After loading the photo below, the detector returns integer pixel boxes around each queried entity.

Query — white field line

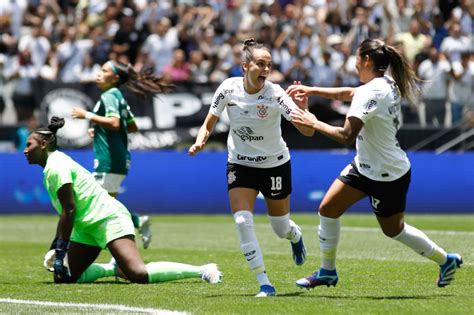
[0,298,189,315]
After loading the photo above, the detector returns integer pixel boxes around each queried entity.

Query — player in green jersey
[72,60,167,249]
[25,117,222,284]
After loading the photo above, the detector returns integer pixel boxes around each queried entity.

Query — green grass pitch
[0,214,472,314]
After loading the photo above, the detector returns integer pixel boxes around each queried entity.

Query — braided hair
[33,116,65,151]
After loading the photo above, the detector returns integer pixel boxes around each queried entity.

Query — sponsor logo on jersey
[366,99,377,110]
[212,92,225,108]
[237,154,267,163]
[359,162,371,170]
[232,127,264,142]
[276,96,292,115]
[227,103,237,107]
[258,95,272,101]
[256,104,268,119]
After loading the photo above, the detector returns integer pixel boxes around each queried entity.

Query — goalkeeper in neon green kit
[25,116,222,284]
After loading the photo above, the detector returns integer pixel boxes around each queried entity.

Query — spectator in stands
[417,47,451,126]
[189,49,211,84]
[3,48,38,122]
[440,22,470,63]
[287,38,463,291]
[56,26,92,83]
[137,17,179,75]
[189,38,313,297]
[71,60,167,249]
[25,116,222,285]
[111,8,144,65]
[447,51,474,125]
[395,19,431,67]
[163,48,190,82]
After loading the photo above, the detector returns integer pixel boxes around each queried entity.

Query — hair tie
[106,60,118,75]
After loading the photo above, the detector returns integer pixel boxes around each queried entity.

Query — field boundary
[0,298,188,314]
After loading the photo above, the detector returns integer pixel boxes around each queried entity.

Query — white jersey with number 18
[209,77,299,168]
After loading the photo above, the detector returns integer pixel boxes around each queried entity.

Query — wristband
[85,112,95,120]
[49,237,58,250]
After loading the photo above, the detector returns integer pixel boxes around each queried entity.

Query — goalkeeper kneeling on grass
[25,116,222,284]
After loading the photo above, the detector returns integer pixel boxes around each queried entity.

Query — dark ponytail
[111,62,171,98]
[34,116,65,151]
[358,39,421,105]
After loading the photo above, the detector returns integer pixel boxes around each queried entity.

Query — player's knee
[125,267,148,284]
[234,211,253,230]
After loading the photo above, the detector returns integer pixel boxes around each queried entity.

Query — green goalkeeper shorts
[71,209,136,249]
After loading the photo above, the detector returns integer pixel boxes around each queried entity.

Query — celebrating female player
[189,39,314,297]
[287,38,462,289]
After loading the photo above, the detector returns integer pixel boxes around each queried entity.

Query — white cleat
[200,263,223,283]
[138,215,152,249]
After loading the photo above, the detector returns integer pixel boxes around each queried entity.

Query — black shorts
[337,162,411,217]
[226,161,292,200]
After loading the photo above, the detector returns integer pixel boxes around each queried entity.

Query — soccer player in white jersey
[189,39,314,297]
[287,38,462,289]
[25,117,222,285]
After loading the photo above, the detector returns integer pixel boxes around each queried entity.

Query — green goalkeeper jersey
[43,151,130,230]
[92,87,135,174]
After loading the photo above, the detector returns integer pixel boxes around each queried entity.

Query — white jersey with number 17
[347,75,411,181]
[209,77,299,168]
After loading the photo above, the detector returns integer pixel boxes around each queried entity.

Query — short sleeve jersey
[92,87,135,174]
[209,77,299,168]
[43,151,129,230]
[347,76,411,181]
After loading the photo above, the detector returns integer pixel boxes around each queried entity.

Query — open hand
[71,107,87,119]
[188,142,205,156]
[290,107,318,129]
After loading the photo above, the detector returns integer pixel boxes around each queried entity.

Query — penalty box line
[0,298,189,315]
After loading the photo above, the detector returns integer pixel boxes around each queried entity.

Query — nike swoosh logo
[270,192,281,196]
[228,103,237,106]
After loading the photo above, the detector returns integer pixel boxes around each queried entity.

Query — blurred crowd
[0,0,472,128]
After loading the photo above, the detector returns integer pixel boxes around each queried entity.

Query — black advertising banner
[33,79,226,150]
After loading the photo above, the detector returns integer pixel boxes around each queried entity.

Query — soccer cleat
[291,230,306,266]
[255,285,276,297]
[138,215,152,249]
[295,268,338,289]
[200,263,222,283]
[437,253,463,287]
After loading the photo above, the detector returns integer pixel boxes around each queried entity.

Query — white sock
[392,223,447,265]
[234,211,271,286]
[318,213,340,270]
[269,214,301,243]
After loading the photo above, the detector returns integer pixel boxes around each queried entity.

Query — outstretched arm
[286,85,356,103]
[188,113,219,156]
[291,108,363,145]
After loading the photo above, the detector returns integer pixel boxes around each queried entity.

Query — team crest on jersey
[228,171,236,184]
[256,105,268,119]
